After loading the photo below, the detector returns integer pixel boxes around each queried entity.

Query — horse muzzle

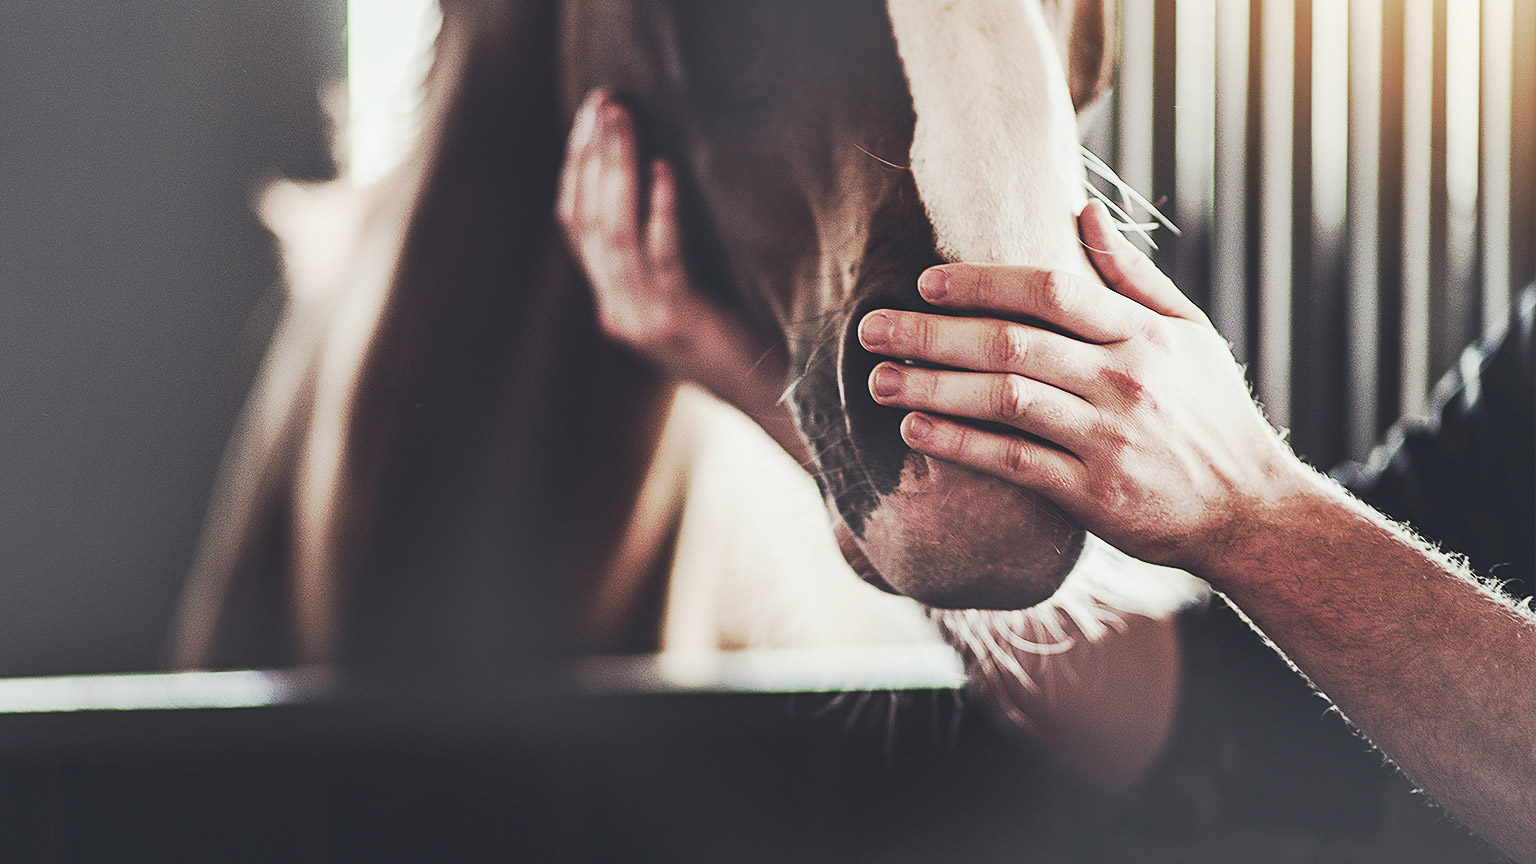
[808,294,1085,611]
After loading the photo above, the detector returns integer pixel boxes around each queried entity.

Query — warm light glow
[1445,0,1482,347]
[1211,0,1250,359]
[1312,0,1349,245]
[1482,0,1515,336]
[1174,0,1215,235]
[1400,0,1433,419]
[1345,0,1384,461]
[348,0,442,186]
[1257,0,1294,427]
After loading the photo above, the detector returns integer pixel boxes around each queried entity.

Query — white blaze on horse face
[887,0,1093,276]
[874,0,1208,626]
[816,0,1095,612]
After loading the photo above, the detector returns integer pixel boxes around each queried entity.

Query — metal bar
[1174,0,1217,308]
[1480,0,1515,336]
[1213,0,1252,360]
[1294,0,1350,464]
[1400,0,1434,419]
[1346,0,1385,459]
[1116,0,1158,205]
[1442,0,1481,367]
[1311,1,1349,254]
[1512,0,1536,292]
[1258,0,1296,427]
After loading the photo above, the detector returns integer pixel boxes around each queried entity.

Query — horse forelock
[886,0,1093,277]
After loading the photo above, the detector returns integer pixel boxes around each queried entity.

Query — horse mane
[171,0,681,672]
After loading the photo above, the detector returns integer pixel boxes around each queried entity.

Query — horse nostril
[840,298,911,428]
[843,318,886,407]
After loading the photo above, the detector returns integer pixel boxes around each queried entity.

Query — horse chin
[817,296,1085,611]
[847,451,1084,610]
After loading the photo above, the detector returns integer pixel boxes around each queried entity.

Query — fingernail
[918,268,948,301]
[872,364,902,398]
[904,413,932,441]
[860,312,893,347]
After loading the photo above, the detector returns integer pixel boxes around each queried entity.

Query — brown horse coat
[172,0,1122,672]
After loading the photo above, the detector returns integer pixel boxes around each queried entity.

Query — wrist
[1188,453,1337,592]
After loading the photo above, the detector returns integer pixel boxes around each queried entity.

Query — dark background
[0,1,344,675]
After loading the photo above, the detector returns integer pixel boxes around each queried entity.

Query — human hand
[557,90,804,460]
[856,200,1311,574]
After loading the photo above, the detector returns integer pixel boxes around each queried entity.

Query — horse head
[557,0,1117,609]
[175,0,1119,669]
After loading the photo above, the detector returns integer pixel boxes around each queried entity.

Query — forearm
[846,210,1535,852]
[1205,468,1536,862]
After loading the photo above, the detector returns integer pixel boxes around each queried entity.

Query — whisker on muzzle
[929,538,1207,729]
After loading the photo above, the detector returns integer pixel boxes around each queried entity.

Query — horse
[170,0,1179,674]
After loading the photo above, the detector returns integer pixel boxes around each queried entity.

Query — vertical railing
[1399,0,1434,419]
[1346,0,1385,460]
[1099,0,1533,467]
[1481,0,1515,338]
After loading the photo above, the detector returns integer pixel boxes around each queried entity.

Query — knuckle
[1037,270,1077,313]
[1138,316,1172,348]
[1002,437,1033,476]
[990,323,1029,369]
[1090,478,1125,512]
[1096,417,1134,452]
[909,314,938,356]
[1126,255,1162,286]
[994,374,1030,421]
[1098,363,1147,405]
[602,217,638,250]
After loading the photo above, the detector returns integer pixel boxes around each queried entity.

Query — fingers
[558,92,659,343]
[858,309,1104,399]
[557,89,605,234]
[900,412,1087,501]
[589,102,643,254]
[553,91,796,431]
[868,362,1096,452]
[1077,200,1208,324]
[561,93,686,299]
[645,159,689,293]
[915,262,1146,344]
